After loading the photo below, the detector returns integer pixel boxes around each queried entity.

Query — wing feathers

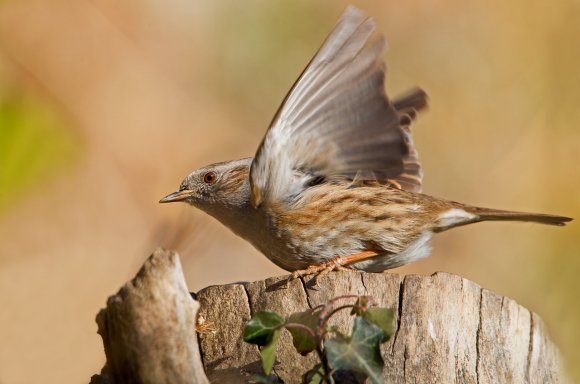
[392,87,428,114]
[284,8,370,116]
[250,6,426,208]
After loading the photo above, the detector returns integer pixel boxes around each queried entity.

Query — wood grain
[92,249,567,383]
[91,249,208,384]
[198,270,566,383]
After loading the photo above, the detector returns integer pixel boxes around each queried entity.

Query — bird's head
[160,158,252,210]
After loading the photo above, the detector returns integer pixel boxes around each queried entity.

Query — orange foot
[290,250,380,286]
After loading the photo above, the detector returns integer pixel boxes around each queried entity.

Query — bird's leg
[291,250,380,285]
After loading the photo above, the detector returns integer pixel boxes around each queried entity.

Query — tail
[470,207,572,226]
[434,205,572,232]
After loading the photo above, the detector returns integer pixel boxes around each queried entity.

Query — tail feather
[434,206,572,232]
[469,207,572,226]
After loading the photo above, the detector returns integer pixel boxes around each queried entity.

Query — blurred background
[0,0,578,382]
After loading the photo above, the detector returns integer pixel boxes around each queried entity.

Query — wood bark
[92,249,567,383]
[90,249,208,384]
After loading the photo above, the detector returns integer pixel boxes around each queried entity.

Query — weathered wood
[198,271,567,384]
[92,249,566,383]
[91,249,209,384]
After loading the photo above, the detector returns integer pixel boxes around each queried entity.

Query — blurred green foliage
[0,92,80,212]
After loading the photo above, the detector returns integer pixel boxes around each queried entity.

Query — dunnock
[160,6,571,276]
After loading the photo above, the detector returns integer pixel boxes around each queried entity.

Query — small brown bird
[160,6,571,276]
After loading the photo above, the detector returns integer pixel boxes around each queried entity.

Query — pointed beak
[159,189,194,203]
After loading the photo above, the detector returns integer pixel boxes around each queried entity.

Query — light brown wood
[90,249,209,384]
[92,249,567,383]
[198,271,568,383]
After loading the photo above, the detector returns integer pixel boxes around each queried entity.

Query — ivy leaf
[249,373,279,383]
[260,329,281,375]
[286,309,320,355]
[325,317,384,384]
[350,296,371,316]
[243,311,285,346]
[362,307,394,342]
[302,363,325,384]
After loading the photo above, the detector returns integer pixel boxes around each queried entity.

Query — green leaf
[325,317,384,384]
[260,329,281,375]
[249,373,279,383]
[350,296,371,316]
[362,307,394,342]
[286,309,320,355]
[243,311,285,346]
[302,364,325,384]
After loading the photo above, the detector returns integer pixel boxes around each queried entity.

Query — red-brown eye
[203,171,217,184]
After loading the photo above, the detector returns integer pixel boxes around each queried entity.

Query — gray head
[160,158,253,211]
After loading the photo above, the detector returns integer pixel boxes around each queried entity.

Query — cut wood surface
[92,249,567,383]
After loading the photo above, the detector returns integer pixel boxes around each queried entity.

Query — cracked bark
[475,288,483,383]
[91,249,567,384]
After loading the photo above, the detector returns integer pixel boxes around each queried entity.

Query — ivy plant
[243,295,394,383]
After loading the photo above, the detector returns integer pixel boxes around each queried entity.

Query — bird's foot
[287,250,380,286]
[292,259,352,282]
[285,260,351,289]
[288,250,380,288]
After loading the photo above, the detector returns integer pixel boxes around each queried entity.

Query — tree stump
[91,249,567,383]
[90,249,208,384]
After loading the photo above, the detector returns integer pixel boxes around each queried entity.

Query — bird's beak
[159,190,194,203]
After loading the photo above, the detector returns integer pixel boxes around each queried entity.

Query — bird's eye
[203,171,217,184]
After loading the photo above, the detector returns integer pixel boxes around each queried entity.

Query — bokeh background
[0,1,578,382]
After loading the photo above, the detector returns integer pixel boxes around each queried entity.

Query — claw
[288,250,380,287]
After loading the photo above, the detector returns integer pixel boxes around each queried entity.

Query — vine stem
[314,295,372,383]
[318,295,360,322]
[319,304,366,332]
[316,334,332,383]
[284,323,316,339]
[291,295,376,383]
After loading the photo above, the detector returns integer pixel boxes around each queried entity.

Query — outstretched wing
[249,6,426,208]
